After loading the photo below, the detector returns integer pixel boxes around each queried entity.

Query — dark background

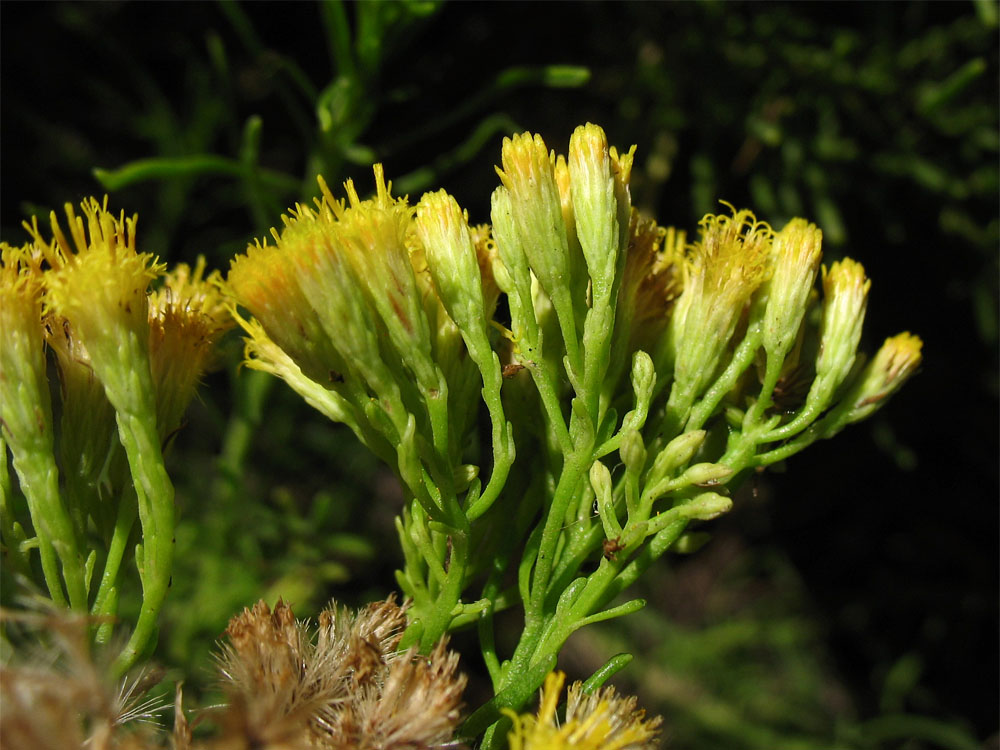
[2,2,996,747]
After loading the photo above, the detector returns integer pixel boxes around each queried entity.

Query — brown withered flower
[212,596,466,750]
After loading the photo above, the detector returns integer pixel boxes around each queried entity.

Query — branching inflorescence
[0,122,921,749]
[223,123,922,746]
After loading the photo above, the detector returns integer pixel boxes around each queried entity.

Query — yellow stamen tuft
[667,204,773,410]
[505,671,661,750]
[37,197,162,348]
[0,242,52,447]
[693,203,772,313]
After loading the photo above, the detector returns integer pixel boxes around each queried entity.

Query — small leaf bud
[679,462,734,488]
[682,492,733,521]
[630,350,656,410]
[648,430,707,483]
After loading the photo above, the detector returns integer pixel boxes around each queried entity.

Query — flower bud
[489,186,532,315]
[844,332,923,423]
[589,460,621,539]
[682,491,733,521]
[414,191,489,348]
[569,123,620,297]
[496,132,572,304]
[807,258,870,411]
[648,430,707,484]
[496,133,583,370]
[646,491,733,536]
[763,218,823,359]
[630,350,656,409]
[679,462,734,487]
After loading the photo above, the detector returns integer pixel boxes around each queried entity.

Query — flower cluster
[1,198,232,673]
[225,123,921,741]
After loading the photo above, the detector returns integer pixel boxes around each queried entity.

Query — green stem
[526,357,572,455]
[466,349,514,522]
[90,489,138,642]
[93,155,300,194]
[6,437,87,610]
[110,407,175,678]
[686,325,763,432]
[0,437,32,577]
[418,487,471,649]
[526,451,588,628]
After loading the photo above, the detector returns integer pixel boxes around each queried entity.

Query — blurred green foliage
[1,0,995,746]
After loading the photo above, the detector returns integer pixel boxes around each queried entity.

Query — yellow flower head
[25,198,164,426]
[228,226,349,387]
[0,243,53,452]
[623,217,685,334]
[689,204,772,320]
[763,218,823,359]
[506,672,661,750]
[414,189,487,341]
[568,123,633,297]
[36,198,163,353]
[149,257,234,438]
[668,204,772,399]
[326,167,439,390]
[814,257,870,395]
[496,132,574,309]
[1,242,46,342]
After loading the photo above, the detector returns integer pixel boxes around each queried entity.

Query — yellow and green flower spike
[31,198,175,676]
[0,243,87,610]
